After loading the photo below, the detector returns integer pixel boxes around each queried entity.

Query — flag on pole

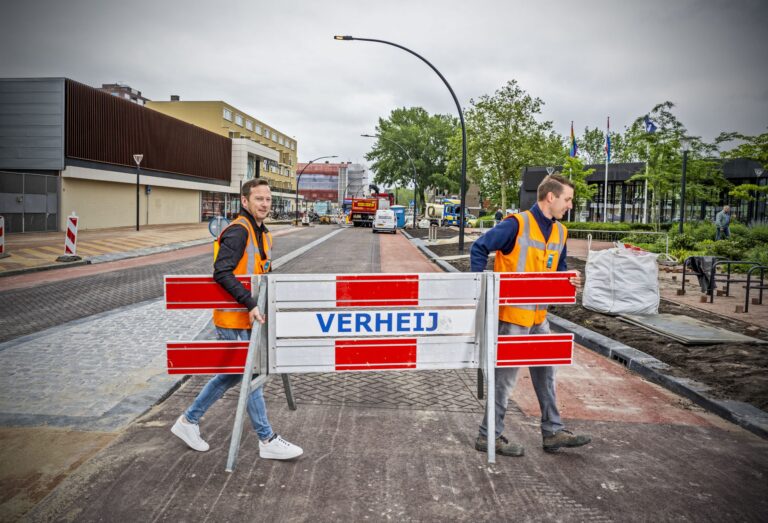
[644,115,658,134]
[604,116,611,163]
[569,121,579,157]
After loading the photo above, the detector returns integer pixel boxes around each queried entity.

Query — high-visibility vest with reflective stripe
[494,210,567,327]
[212,216,272,330]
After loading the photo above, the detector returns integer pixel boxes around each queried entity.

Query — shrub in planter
[746,244,768,267]
[747,224,768,248]
[669,232,697,250]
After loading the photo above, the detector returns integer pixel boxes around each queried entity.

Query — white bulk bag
[582,240,659,315]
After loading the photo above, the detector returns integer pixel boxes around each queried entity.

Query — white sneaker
[171,415,210,452]
[259,434,303,460]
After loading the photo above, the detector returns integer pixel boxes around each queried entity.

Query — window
[272,131,277,141]
[264,129,271,140]
[290,142,295,150]
[223,108,233,121]
[235,114,243,127]
[278,136,284,146]
[245,119,253,131]
[256,124,262,134]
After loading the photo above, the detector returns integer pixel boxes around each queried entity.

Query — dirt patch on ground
[421,233,768,411]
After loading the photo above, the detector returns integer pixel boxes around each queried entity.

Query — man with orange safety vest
[171,179,303,460]
[470,173,591,457]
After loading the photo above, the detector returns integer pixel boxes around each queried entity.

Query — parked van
[372,209,397,234]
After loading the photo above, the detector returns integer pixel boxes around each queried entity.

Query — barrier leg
[476,369,484,400]
[484,272,496,464]
[226,279,267,473]
[282,374,297,411]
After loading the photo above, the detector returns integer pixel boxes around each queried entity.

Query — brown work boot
[475,434,524,457]
[542,429,591,452]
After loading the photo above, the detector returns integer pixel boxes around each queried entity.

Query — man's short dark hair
[242,178,270,198]
[537,173,574,201]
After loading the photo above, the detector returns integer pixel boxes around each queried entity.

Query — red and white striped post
[0,215,8,259]
[56,212,82,262]
[64,212,78,255]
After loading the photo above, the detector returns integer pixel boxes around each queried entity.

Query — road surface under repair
[2,226,767,522]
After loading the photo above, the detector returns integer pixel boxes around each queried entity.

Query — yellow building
[146,99,298,214]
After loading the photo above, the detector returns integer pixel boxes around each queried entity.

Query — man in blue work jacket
[471,173,592,457]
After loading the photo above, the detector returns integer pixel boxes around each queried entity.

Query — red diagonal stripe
[335,338,417,371]
[336,275,418,307]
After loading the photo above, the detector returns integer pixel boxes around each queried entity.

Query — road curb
[406,232,768,440]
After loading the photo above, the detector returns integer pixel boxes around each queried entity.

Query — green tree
[623,102,726,227]
[577,127,605,165]
[717,129,768,205]
[560,155,596,218]
[447,80,564,211]
[365,107,458,213]
[717,129,768,168]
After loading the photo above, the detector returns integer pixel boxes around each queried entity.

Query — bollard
[0,215,8,259]
[676,289,685,296]
[56,212,82,262]
[699,295,708,303]
[735,305,745,313]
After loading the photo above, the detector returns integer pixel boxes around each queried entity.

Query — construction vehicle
[350,184,395,227]
[426,198,465,227]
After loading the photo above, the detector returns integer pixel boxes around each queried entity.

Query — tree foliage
[560,156,597,214]
[447,80,564,210]
[364,107,457,213]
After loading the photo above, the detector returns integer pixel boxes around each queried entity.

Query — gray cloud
[1,0,766,164]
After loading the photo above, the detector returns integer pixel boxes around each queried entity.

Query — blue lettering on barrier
[355,313,372,333]
[317,313,334,333]
[426,312,438,332]
[338,313,352,332]
[315,311,444,334]
[375,313,393,331]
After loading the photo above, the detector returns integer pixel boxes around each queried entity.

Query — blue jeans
[183,328,273,441]
[715,226,730,241]
[479,319,564,439]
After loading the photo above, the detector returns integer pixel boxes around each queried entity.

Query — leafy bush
[746,224,768,248]
[746,244,768,267]
[704,239,749,261]
[684,222,717,242]
[669,232,697,250]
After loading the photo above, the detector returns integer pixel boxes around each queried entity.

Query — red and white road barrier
[0,215,7,257]
[163,270,578,469]
[64,212,78,255]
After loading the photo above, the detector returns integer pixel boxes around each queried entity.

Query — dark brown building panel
[65,80,230,181]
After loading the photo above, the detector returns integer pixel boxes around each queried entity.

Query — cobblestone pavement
[0,226,339,429]
[0,301,208,431]
[0,225,333,343]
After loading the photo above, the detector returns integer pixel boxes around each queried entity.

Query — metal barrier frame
[165,271,578,471]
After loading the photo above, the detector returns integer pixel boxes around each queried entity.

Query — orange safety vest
[212,215,272,330]
[494,210,567,327]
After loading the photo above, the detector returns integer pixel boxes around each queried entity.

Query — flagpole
[603,116,609,223]
[643,143,649,224]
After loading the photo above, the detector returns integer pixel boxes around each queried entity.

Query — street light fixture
[295,155,338,226]
[133,154,143,231]
[361,133,418,228]
[335,35,468,251]
[679,139,690,234]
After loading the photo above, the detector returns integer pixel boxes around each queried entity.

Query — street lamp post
[361,133,418,228]
[133,154,143,231]
[679,139,690,235]
[295,155,338,226]
[335,35,468,251]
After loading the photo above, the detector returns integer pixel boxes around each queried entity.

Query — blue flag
[644,115,657,134]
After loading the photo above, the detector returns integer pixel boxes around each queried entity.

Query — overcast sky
[2,0,766,167]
